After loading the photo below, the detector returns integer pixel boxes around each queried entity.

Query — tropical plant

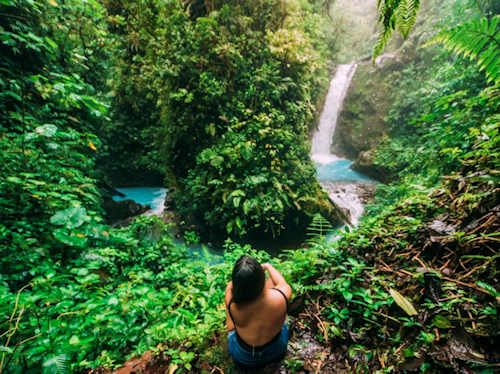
[105,0,340,239]
[373,0,421,57]
[428,15,500,84]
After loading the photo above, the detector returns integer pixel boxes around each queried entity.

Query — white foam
[310,63,373,224]
[311,153,340,165]
[311,63,358,160]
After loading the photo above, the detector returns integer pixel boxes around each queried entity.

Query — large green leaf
[53,228,87,247]
[50,205,88,229]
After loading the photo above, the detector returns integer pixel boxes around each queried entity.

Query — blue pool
[113,187,167,215]
[315,158,373,182]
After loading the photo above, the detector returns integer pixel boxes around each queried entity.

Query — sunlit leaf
[50,205,88,229]
[35,124,57,137]
[389,288,417,316]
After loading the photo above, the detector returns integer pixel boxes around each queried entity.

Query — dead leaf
[389,288,417,316]
[168,363,178,374]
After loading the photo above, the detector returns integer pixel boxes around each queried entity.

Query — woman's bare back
[227,285,287,346]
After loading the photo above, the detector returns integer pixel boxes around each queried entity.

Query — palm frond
[427,15,500,83]
[396,0,420,38]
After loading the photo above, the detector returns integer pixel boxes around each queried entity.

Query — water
[112,187,223,262]
[316,159,372,182]
[113,187,167,216]
[311,63,358,163]
[311,62,376,225]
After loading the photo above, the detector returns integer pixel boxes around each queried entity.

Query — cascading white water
[311,63,358,165]
[311,62,374,226]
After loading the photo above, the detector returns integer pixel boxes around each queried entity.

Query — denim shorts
[228,323,288,368]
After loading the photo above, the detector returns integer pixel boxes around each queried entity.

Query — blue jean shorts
[228,323,289,368]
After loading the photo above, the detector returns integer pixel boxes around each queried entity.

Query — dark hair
[231,255,265,303]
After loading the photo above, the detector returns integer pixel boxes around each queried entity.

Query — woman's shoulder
[264,288,288,311]
[225,281,233,305]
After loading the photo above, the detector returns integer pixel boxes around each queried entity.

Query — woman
[225,255,292,368]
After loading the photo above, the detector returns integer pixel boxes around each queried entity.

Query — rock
[351,150,391,182]
[331,50,410,161]
[103,197,150,222]
[429,219,456,235]
[320,181,377,225]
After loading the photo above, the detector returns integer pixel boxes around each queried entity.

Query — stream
[311,62,376,226]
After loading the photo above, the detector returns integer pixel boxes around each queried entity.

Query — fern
[42,354,69,374]
[306,214,333,244]
[427,16,500,84]
[374,0,421,58]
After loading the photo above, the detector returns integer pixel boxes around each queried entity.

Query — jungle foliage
[104,0,340,240]
[0,0,338,371]
[368,0,500,213]
[0,0,499,372]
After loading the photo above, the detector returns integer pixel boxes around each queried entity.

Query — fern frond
[306,214,333,244]
[427,15,500,83]
[373,0,421,58]
[396,0,420,38]
[43,354,69,374]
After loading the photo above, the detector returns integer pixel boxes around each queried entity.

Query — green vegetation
[1,0,499,373]
[101,0,341,239]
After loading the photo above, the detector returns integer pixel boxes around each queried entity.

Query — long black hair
[231,255,265,303]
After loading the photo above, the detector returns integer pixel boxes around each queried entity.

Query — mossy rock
[333,54,406,159]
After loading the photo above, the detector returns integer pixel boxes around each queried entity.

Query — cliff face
[332,54,405,159]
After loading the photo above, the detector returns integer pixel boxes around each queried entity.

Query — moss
[333,58,402,158]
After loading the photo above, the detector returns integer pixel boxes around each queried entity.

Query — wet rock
[331,53,404,159]
[429,219,456,235]
[320,181,377,225]
[351,150,391,183]
[103,197,150,222]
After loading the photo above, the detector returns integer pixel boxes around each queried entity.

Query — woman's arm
[224,281,235,331]
[262,263,292,300]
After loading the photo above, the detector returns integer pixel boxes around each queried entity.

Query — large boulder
[332,54,405,159]
[103,197,150,222]
[351,150,392,183]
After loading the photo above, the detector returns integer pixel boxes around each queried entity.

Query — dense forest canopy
[1,0,499,372]
[101,0,344,241]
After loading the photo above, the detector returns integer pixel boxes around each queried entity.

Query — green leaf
[210,155,224,167]
[35,124,57,137]
[50,205,88,229]
[432,314,453,329]
[44,37,58,51]
[389,288,418,316]
[427,15,500,84]
[477,281,500,297]
[53,229,87,247]
[0,345,13,354]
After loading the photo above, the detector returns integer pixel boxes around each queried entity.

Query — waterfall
[311,62,375,226]
[311,63,358,164]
